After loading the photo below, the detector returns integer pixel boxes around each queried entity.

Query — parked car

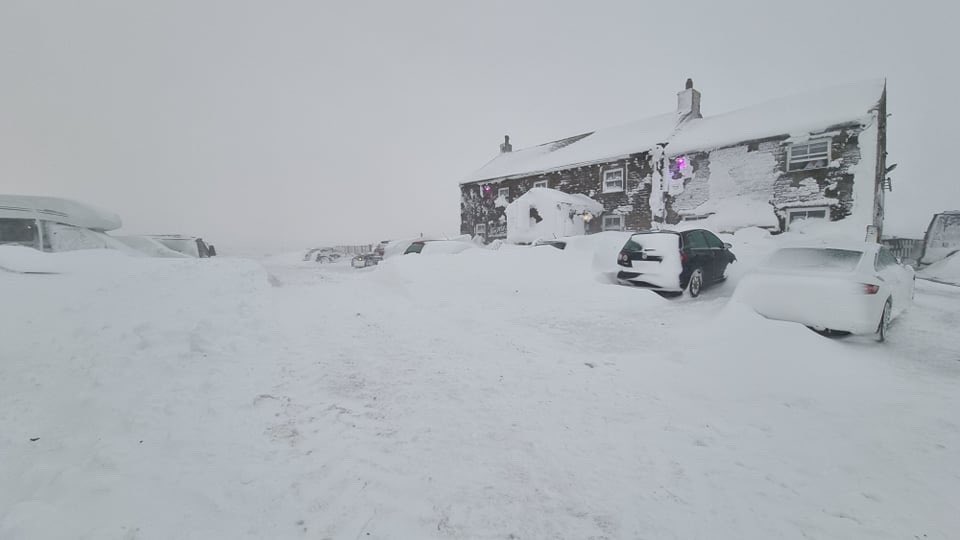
[919,210,960,266]
[403,239,475,255]
[734,243,915,341]
[148,235,217,258]
[373,240,390,257]
[351,253,382,268]
[303,247,341,263]
[616,229,736,297]
[115,236,191,258]
[0,194,128,253]
[533,239,567,250]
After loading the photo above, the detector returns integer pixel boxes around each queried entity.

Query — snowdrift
[919,252,960,285]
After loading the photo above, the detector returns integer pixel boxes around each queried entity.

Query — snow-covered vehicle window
[43,222,130,252]
[157,238,201,258]
[0,218,39,248]
[766,248,863,272]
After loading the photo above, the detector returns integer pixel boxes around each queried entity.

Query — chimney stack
[500,135,513,153]
[677,78,702,120]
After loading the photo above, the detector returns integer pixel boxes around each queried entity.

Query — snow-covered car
[616,229,736,297]
[114,236,191,258]
[533,239,567,250]
[148,235,217,258]
[403,240,475,255]
[734,243,915,341]
[351,253,382,268]
[0,194,131,253]
[303,247,341,263]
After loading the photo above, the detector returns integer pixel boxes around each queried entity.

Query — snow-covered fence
[881,237,923,263]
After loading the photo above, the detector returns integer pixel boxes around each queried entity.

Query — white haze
[1,0,958,253]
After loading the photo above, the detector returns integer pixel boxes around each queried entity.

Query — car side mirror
[723,242,733,249]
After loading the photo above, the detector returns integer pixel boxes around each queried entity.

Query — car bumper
[735,275,885,334]
[617,270,682,292]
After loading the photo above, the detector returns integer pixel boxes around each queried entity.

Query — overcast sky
[2,0,958,252]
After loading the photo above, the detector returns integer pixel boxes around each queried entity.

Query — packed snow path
[1,246,959,539]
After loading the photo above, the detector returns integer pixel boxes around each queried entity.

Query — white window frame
[532,180,548,188]
[602,214,624,231]
[497,187,510,199]
[602,168,625,193]
[474,223,486,236]
[785,206,829,230]
[787,139,831,172]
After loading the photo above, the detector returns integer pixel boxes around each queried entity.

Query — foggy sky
[2,0,958,253]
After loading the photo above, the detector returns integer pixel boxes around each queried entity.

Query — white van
[919,211,960,266]
[0,195,129,252]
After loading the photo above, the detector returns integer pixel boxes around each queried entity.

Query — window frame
[532,180,548,189]
[787,138,831,172]
[602,168,625,193]
[474,223,486,236]
[497,186,510,200]
[602,214,624,231]
[785,206,830,230]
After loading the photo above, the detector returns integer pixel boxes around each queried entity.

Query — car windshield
[766,248,863,272]
[157,238,200,257]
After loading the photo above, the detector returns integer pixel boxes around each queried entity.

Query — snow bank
[0,252,280,539]
[0,245,142,274]
[919,252,960,285]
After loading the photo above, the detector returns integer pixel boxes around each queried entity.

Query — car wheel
[875,298,892,342]
[686,268,704,298]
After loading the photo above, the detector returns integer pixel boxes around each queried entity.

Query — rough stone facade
[461,90,886,241]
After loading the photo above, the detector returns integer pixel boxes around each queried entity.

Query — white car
[734,243,915,341]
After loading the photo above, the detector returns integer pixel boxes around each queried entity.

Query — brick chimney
[500,135,513,153]
[677,78,702,119]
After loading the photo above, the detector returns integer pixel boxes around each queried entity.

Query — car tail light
[863,283,880,294]
[679,250,688,264]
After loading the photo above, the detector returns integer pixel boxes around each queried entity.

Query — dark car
[616,229,736,297]
[351,253,382,268]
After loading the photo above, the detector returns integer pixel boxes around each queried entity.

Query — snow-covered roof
[0,195,122,231]
[465,79,885,183]
[510,187,605,214]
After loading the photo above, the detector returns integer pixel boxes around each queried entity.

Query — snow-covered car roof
[0,195,122,232]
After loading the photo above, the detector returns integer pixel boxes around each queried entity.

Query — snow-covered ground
[1,236,959,539]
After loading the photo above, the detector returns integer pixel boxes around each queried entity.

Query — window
[602,214,624,231]
[404,242,425,254]
[0,218,39,248]
[533,180,548,189]
[785,207,829,230]
[767,248,863,272]
[703,231,724,249]
[474,223,486,236]
[602,168,625,193]
[787,139,830,171]
[876,247,899,270]
[497,187,509,199]
[683,230,708,249]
